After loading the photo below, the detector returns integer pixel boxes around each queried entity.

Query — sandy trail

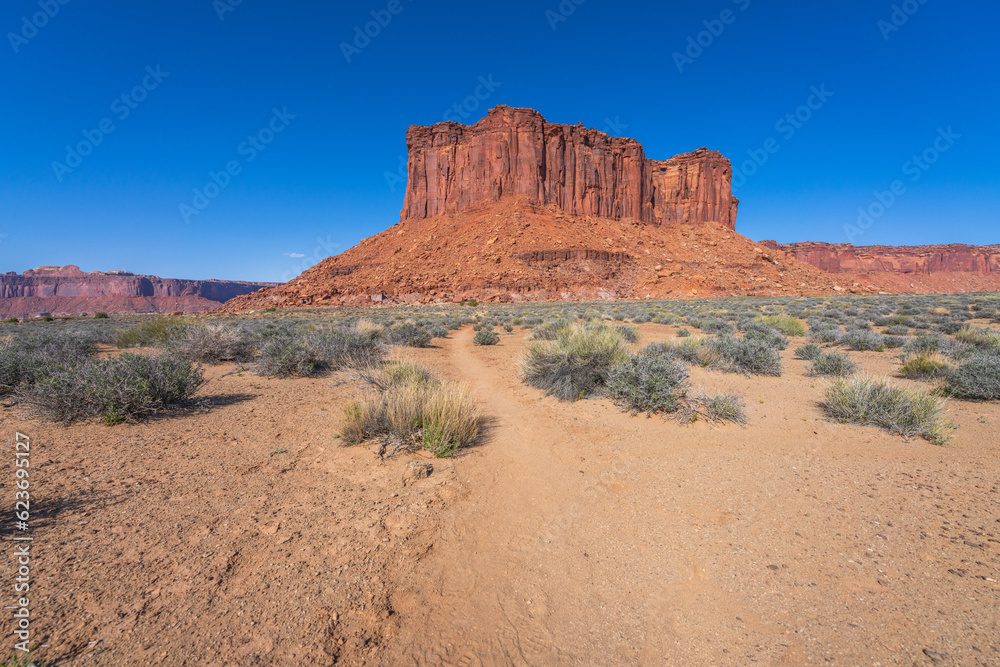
[386,325,1000,665]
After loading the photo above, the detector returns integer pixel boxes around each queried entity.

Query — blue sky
[1,0,996,282]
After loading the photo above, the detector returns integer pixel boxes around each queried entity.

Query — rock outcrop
[760,242,1000,275]
[0,265,276,318]
[402,106,739,229]
[221,196,864,311]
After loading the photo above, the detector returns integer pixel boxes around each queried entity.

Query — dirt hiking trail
[385,325,1000,665]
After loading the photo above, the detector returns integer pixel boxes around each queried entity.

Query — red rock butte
[220,106,1000,311]
[402,105,739,229]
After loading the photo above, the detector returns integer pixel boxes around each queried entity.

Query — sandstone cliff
[760,242,1000,275]
[0,265,276,318]
[402,106,739,229]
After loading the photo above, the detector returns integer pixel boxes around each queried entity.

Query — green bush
[756,314,806,337]
[22,353,203,424]
[606,351,690,415]
[899,351,952,381]
[4,318,19,324]
[823,375,949,445]
[794,343,823,360]
[93,312,109,319]
[947,352,1000,400]
[809,352,858,377]
[954,326,1000,351]
[343,362,480,457]
[521,324,628,401]
[114,317,190,348]
[473,328,500,346]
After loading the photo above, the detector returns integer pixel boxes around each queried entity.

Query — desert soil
[2,324,999,665]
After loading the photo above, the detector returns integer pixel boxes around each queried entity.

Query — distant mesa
[0,265,276,318]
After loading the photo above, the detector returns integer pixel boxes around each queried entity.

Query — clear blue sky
[1,0,996,282]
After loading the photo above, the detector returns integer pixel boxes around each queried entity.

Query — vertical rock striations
[401,106,739,229]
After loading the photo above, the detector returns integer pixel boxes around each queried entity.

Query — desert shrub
[823,375,949,445]
[93,312,109,319]
[700,319,735,336]
[811,326,844,344]
[643,339,705,365]
[809,352,858,377]
[756,314,806,337]
[709,336,783,376]
[114,317,190,348]
[520,323,628,401]
[882,335,906,349]
[390,323,432,348]
[256,337,318,377]
[606,351,690,415]
[307,329,385,369]
[342,363,480,457]
[953,326,1000,351]
[0,332,97,395]
[22,352,203,424]
[743,323,789,350]
[3,318,18,323]
[843,329,886,351]
[794,343,823,361]
[947,352,1000,400]
[884,324,910,336]
[172,323,254,363]
[679,391,748,426]
[427,324,450,339]
[473,329,500,346]
[615,324,640,343]
[355,318,387,340]
[676,328,691,338]
[937,321,965,335]
[503,323,514,333]
[899,351,952,381]
[527,323,560,341]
